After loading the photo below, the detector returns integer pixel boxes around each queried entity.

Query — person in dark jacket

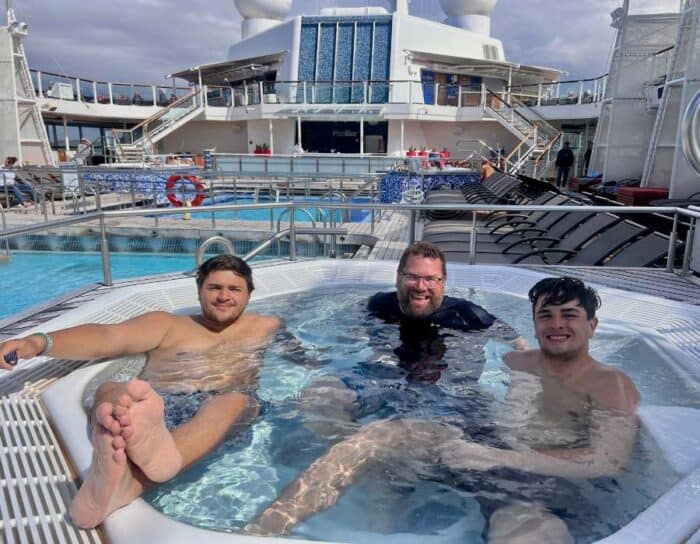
[555,141,575,188]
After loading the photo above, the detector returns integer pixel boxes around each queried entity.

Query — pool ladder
[195,222,349,266]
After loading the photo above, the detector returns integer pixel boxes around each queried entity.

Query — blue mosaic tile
[371,22,391,103]
[316,23,337,103]
[379,172,481,203]
[335,22,354,103]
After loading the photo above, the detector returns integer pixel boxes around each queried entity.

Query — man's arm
[0,311,176,369]
[440,365,640,479]
[438,409,638,479]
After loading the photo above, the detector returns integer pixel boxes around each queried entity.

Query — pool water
[0,252,198,319]
[142,286,690,543]
[186,194,372,223]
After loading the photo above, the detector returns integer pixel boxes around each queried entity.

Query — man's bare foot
[70,402,142,528]
[115,379,182,482]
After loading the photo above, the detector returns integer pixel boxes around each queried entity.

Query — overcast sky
[11,0,681,85]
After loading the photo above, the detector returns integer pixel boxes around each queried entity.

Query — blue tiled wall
[298,16,392,104]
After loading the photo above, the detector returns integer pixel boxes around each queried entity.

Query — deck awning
[275,105,385,120]
[168,52,288,85]
[406,50,564,87]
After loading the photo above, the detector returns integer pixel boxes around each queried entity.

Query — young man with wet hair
[249,276,639,542]
[0,254,279,529]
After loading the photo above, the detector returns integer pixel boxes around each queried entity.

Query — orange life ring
[166,174,205,207]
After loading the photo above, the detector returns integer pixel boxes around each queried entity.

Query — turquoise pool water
[184,195,372,222]
[0,252,197,319]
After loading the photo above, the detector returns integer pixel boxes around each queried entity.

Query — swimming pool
[188,194,372,223]
[40,262,700,544]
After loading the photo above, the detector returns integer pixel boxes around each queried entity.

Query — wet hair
[4,156,17,166]
[196,254,254,293]
[529,276,600,319]
[398,241,447,277]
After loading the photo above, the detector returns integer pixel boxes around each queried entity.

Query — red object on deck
[617,187,669,206]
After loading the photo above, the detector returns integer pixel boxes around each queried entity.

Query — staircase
[109,88,204,163]
[483,88,561,179]
[3,10,55,166]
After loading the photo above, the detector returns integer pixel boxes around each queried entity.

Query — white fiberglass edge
[39,260,700,544]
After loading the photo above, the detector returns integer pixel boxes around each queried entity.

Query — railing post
[92,81,98,104]
[76,78,82,103]
[289,206,297,261]
[682,217,695,276]
[36,70,43,96]
[538,83,542,106]
[108,82,114,105]
[151,85,157,106]
[434,82,439,105]
[303,81,307,104]
[457,85,462,108]
[363,81,368,104]
[259,81,264,105]
[578,80,584,104]
[99,216,113,286]
[481,83,486,107]
[409,209,416,243]
[469,212,477,264]
[666,213,679,272]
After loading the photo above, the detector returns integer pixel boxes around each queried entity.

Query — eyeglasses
[400,272,443,287]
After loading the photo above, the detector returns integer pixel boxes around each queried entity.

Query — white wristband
[33,332,53,356]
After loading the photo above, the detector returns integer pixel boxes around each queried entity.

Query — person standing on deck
[555,141,575,188]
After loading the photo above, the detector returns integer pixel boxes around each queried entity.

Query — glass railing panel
[369,81,389,104]
[78,80,95,103]
[111,83,133,105]
[265,157,292,174]
[318,157,344,174]
[95,82,111,104]
[240,156,266,173]
[43,75,76,100]
[156,87,177,106]
[292,157,319,174]
[460,89,482,107]
[206,86,231,107]
[132,85,154,106]
[333,81,352,104]
[247,85,261,106]
[386,81,408,104]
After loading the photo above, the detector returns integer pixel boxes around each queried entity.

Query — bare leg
[171,391,257,469]
[114,380,182,482]
[488,504,573,544]
[248,419,461,536]
[69,402,145,528]
[300,375,360,440]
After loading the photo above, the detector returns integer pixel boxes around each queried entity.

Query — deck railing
[29,68,607,110]
[1,202,698,286]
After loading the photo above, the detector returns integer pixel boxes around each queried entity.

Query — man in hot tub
[297,241,524,439]
[249,276,640,543]
[0,255,280,529]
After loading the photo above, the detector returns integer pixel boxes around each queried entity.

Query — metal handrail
[195,236,235,266]
[2,202,699,283]
[681,89,700,175]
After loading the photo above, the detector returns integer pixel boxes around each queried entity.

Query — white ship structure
[0,0,699,197]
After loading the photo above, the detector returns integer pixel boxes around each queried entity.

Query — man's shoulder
[439,296,496,329]
[588,363,640,412]
[367,291,398,311]
[252,313,281,330]
[503,349,539,371]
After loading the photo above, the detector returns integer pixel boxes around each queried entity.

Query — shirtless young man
[249,276,640,542]
[0,255,280,529]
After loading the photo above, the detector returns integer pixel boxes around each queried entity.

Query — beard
[397,288,443,318]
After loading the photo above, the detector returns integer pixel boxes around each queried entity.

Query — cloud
[14,0,680,85]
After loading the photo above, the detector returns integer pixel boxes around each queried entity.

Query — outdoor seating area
[422,171,527,221]
[422,190,683,267]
